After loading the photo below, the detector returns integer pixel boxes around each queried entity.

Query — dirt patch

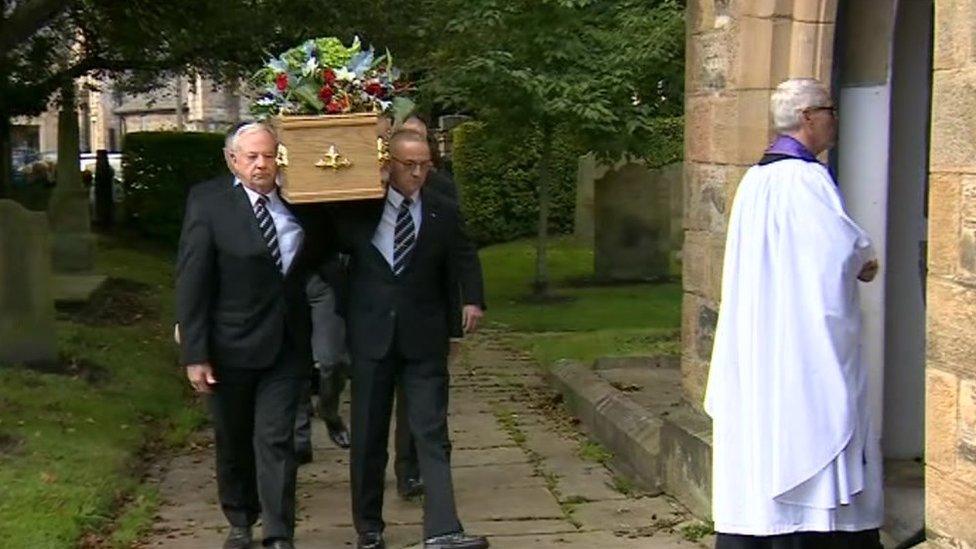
[60,277,156,326]
[15,355,111,385]
[0,432,25,456]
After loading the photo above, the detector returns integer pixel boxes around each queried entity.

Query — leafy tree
[421,0,684,295]
[0,0,353,192]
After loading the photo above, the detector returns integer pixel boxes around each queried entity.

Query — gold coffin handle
[315,144,352,170]
[377,137,390,163]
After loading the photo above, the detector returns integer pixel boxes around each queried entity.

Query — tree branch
[0,0,78,51]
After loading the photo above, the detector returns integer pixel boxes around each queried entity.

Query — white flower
[302,58,318,77]
[334,67,355,82]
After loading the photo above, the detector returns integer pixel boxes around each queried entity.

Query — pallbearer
[704,78,883,549]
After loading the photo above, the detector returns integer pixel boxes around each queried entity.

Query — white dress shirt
[371,187,422,269]
[236,178,304,274]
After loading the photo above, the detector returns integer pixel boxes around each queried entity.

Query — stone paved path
[140,333,703,548]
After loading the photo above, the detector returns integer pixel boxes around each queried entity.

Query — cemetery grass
[481,237,682,365]
[0,235,203,547]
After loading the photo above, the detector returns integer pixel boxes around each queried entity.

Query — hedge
[452,122,583,246]
[122,131,227,243]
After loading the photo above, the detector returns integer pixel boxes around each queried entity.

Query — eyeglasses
[390,156,434,172]
[804,105,838,117]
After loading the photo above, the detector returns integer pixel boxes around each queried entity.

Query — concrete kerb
[546,358,713,520]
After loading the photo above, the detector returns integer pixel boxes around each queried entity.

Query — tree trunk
[533,124,554,296]
[0,112,11,197]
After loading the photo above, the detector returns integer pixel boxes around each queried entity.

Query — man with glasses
[705,78,882,549]
[328,129,487,549]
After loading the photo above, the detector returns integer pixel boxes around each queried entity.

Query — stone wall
[681,0,836,409]
[925,0,976,544]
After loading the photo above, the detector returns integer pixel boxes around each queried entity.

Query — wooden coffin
[274,113,386,203]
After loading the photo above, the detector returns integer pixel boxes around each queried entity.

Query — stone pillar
[0,200,57,365]
[48,84,95,274]
[924,0,976,544]
[681,0,837,410]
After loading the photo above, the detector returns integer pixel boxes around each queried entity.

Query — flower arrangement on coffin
[251,36,414,120]
[249,37,414,203]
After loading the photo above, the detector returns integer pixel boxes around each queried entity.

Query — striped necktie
[254,195,283,272]
[393,197,416,276]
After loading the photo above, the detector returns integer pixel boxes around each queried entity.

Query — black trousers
[394,384,419,483]
[350,347,461,538]
[209,352,305,542]
[716,529,883,549]
[295,361,349,452]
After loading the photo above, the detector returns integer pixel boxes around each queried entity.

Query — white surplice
[703,158,883,535]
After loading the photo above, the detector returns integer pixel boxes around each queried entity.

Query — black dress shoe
[397,476,424,500]
[327,424,351,449]
[357,531,385,549]
[266,540,294,549]
[424,531,489,549]
[222,525,252,549]
[296,447,313,465]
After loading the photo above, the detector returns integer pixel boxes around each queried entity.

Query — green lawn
[480,237,682,366]
[0,236,201,547]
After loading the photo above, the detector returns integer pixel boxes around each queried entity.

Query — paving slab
[138,334,693,549]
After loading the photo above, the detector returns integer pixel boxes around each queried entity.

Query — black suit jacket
[176,175,316,370]
[328,186,484,360]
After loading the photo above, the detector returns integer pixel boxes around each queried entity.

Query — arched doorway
[832,0,932,543]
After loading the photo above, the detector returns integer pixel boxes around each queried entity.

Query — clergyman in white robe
[704,144,883,540]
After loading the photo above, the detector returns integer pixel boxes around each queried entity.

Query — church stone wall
[682,0,836,410]
[925,0,976,544]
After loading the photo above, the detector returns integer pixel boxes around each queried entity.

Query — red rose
[326,99,343,114]
[364,82,385,98]
[318,86,334,103]
[323,69,336,85]
[275,73,288,91]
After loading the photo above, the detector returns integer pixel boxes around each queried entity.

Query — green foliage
[642,116,684,168]
[122,131,226,243]
[421,0,685,158]
[453,121,583,245]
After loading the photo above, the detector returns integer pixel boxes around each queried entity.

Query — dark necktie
[393,197,416,276]
[254,195,283,272]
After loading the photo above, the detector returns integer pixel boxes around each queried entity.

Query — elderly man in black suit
[331,130,487,549]
[176,121,317,549]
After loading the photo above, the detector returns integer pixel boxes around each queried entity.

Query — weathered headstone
[48,85,96,274]
[594,162,682,281]
[0,200,57,365]
[574,153,627,246]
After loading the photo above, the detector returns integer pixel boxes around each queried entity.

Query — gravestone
[48,87,96,274]
[574,153,627,246]
[0,200,57,365]
[594,162,682,281]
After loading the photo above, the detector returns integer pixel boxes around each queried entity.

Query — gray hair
[388,129,428,155]
[225,121,279,152]
[770,78,831,133]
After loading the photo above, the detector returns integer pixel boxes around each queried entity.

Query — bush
[122,132,227,243]
[452,122,583,246]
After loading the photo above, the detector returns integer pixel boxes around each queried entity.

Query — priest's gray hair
[770,78,831,133]
[226,120,280,152]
